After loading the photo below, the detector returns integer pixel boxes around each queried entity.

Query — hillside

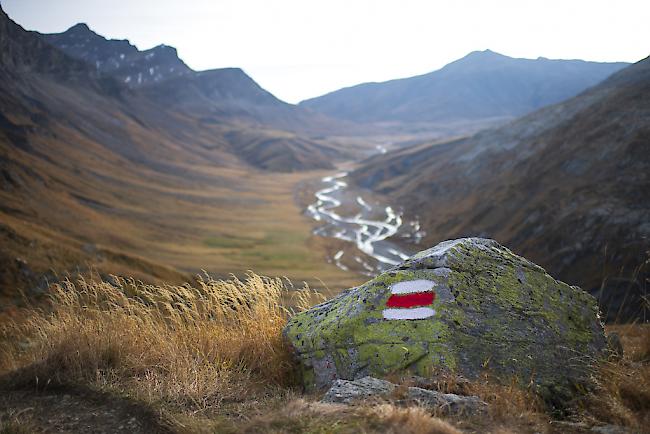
[0,6,361,300]
[302,50,627,132]
[351,56,650,321]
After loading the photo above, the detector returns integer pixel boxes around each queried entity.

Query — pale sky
[3,0,649,103]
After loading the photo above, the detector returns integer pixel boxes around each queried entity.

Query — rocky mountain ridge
[302,50,628,132]
[43,23,192,87]
[41,22,358,134]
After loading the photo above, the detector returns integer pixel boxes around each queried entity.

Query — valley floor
[1,164,367,306]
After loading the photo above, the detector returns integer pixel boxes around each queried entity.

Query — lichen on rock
[283,238,607,403]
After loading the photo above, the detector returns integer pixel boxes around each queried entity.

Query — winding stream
[306,172,423,275]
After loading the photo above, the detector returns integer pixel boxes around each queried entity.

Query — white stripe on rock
[382,307,435,320]
[390,279,435,294]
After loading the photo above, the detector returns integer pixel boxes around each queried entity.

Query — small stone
[591,425,631,434]
[321,376,487,415]
[405,387,487,415]
[322,377,394,404]
[551,421,590,431]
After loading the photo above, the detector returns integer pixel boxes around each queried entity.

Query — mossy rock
[283,238,606,403]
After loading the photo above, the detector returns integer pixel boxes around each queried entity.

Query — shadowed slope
[351,56,650,321]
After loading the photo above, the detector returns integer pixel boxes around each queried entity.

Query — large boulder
[283,238,606,403]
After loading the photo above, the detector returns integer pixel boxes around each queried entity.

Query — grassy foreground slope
[0,273,648,433]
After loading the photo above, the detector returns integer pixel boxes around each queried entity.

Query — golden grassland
[0,273,648,433]
[1,91,371,301]
[0,157,363,301]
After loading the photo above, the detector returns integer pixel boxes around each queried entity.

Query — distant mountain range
[351,56,650,321]
[0,8,355,175]
[41,22,359,135]
[302,50,628,133]
[35,23,631,140]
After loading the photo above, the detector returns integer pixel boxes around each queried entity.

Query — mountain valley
[1,3,649,433]
[0,4,647,322]
[0,6,366,301]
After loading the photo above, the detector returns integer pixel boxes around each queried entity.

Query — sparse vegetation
[582,324,650,429]
[0,411,35,434]
[1,274,648,433]
[0,273,312,414]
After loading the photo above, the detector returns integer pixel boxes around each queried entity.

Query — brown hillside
[351,56,650,321]
[0,6,362,301]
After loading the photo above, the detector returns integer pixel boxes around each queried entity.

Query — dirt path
[0,388,173,434]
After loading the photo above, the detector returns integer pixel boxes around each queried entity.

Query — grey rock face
[591,425,631,434]
[322,377,395,404]
[321,376,487,415]
[284,238,607,407]
[405,386,487,415]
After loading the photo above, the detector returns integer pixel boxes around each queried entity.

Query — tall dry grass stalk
[582,324,650,430]
[0,272,315,411]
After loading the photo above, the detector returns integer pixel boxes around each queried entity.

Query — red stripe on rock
[386,292,435,308]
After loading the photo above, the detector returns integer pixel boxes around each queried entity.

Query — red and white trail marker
[382,279,436,320]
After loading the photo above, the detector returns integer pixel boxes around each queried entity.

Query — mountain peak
[65,22,93,34]
[43,25,192,88]
[461,49,508,61]
[149,44,178,57]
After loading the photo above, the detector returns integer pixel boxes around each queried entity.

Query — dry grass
[581,324,650,431]
[0,272,313,413]
[234,399,462,434]
[461,376,549,433]
[361,404,462,434]
[609,323,650,363]
[0,410,35,434]
[0,420,33,434]
[1,273,648,433]
[0,272,468,433]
